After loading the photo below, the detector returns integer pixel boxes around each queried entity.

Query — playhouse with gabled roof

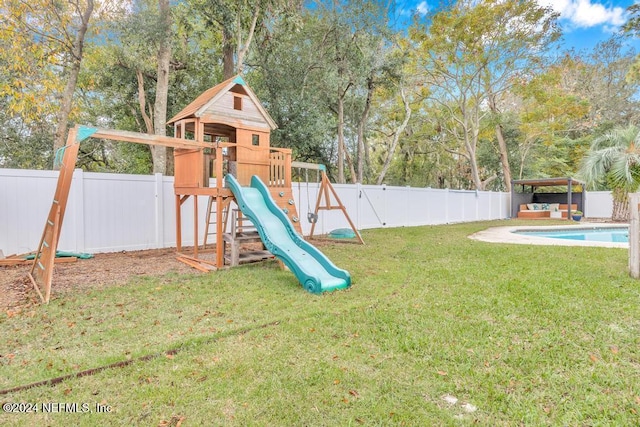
[169,75,279,188]
[166,75,301,268]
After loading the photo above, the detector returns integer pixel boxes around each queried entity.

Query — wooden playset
[28,75,361,303]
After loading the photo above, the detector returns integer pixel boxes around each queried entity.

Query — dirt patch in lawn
[0,237,343,312]
[0,248,196,311]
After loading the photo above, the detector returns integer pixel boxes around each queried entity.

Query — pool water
[515,227,629,243]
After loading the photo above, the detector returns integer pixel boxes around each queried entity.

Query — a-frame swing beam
[89,127,219,150]
[306,170,364,245]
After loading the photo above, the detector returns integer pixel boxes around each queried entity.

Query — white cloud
[397,0,429,18]
[416,1,429,16]
[536,0,627,29]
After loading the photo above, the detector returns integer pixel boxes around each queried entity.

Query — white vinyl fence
[1,168,514,255]
[584,191,614,219]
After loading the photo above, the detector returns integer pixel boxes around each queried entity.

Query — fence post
[72,168,85,252]
[629,193,640,278]
[355,182,361,231]
[405,186,410,227]
[155,173,165,249]
[383,184,387,227]
[445,189,450,223]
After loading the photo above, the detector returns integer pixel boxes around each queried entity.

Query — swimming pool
[515,227,629,243]
[469,224,629,248]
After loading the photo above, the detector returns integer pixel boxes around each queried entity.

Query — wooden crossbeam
[176,254,217,272]
[1,257,77,266]
[90,127,225,150]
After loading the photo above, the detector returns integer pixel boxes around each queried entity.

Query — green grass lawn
[1,220,640,426]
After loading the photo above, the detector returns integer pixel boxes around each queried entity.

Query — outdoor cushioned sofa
[517,203,577,219]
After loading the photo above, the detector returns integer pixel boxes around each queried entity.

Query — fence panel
[0,169,65,255]
[406,187,432,226]
[585,191,614,218]
[81,171,158,252]
[384,185,409,227]
[354,185,387,230]
[0,168,518,255]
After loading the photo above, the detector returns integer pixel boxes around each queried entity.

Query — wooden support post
[322,176,331,209]
[629,193,640,278]
[284,151,292,188]
[216,198,224,267]
[176,194,182,252]
[193,195,199,257]
[216,145,225,268]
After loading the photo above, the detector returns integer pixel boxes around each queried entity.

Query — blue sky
[397,0,639,53]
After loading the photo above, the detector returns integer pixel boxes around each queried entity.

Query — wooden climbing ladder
[203,196,219,250]
[28,127,83,303]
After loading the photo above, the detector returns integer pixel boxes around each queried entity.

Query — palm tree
[580,125,640,221]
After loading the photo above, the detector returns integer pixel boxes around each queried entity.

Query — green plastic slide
[225,174,351,294]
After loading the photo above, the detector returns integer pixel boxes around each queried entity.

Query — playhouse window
[252,134,260,146]
[234,96,242,110]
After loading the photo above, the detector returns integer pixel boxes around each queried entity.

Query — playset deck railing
[197,143,292,190]
[268,148,292,188]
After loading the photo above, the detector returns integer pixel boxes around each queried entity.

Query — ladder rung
[53,199,59,204]
[43,241,49,248]
[38,261,45,270]
[47,220,55,226]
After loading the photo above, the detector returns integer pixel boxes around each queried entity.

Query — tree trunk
[52,0,94,167]
[486,89,512,192]
[495,123,512,192]
[150,0,172,175]
[612,187,630,221]
[377,87,411,185]
[222,27,235,79]
[344,148,357,184]
[467,151,483,190]
[464,125,484,190]
[337,91,345,183]
[356,75,374,183]
[236,3,260,75]
[136,70,154,134]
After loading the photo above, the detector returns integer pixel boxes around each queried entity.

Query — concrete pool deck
[469,222,629,248]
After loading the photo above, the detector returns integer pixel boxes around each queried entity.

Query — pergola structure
[511,177,586,219]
